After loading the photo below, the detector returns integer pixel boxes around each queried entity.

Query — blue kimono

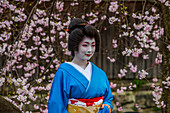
[48,62,113,113]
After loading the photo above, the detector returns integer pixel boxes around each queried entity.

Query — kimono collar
[58,62,94,89]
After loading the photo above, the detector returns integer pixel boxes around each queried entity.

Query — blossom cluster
[56,1,64,12]
[86,12,99,24]
[110,82,117,89]
[108,1,119,13]
[112,39,118,48]
[117,87,127,94]
[115,101,123,112]
[162,77,170,89]
[122,48,143,58]
[107,56,115,63]
[152,85,166,108]
[0,77,5,87]
[158,0,170,9]
[128,62,137,73]
[135,104,141,111]
[138,70,148,79]
[118,69,127,78]
[128,82,137,90]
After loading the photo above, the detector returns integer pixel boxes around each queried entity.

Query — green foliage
[126,93,130,96]
[131,106,138,111]
[132,79,146,91]
[153,106,161,111]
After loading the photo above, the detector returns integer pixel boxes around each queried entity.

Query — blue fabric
[48,62,113,113]
[99,106,113,113]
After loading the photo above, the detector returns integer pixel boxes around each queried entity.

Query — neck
[72,56,88,69]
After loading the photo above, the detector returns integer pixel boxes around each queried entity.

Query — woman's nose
[87,46,92,53]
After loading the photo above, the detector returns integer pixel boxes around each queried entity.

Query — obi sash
[67,96,104,113]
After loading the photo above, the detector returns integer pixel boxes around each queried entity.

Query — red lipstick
[85,54,91,57]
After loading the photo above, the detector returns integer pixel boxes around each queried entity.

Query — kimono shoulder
[91,62,108,79]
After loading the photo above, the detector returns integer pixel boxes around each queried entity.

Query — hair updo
[67,18,100,57]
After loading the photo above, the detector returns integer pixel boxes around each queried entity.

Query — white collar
[66,62,92,81]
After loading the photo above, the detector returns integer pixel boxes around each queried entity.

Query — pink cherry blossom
[32,36,40,42]
[59,31,65,39]
[94,0,102,4]
[46,84,51,91]
[50,29,56,34]
[124,12,128,15]
[0,77,5,87]
[26,52,32,58]
[152,83,155,88]
[40,32,46,36]
[60,41,67,48]
[109,16,118,24]
[16,65,23,69]
[33,14,38,20]
[64,50,71,56]
[132,51,139,57]
[153,78,158,82]
[130,65,137,73]
[56,21,64,31]
[143,54,149,59]
[158,0,166,3]
[70,2,79,6]
[116,102,119,106]
[165,1,170,7]
[101,15,106,20]
[110,82,117,89]
[50,73,55,78]
[135,104,141,110]
[8,4,16,11]
[154,52,162,64]
[36,79,43,84]
[118,69,127,78]
[107,56,115,63]
[138,70,148,79]
[122,48,132,56]
[34,41,41,45]
[81,15,85,19]
[118,106,123,111]
[108,1,118,13]
[152,7,156,13]
[112,39,118,48]
[40,66,45,70]
[0,8,3,13]
[117,89,123,94]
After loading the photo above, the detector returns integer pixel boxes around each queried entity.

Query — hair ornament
[66,29,69,32]
[66,23,88,34]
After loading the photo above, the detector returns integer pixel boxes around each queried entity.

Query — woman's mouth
[85,54,91,57]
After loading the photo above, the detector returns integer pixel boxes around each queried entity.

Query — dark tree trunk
[161,3,170,113]
[0,96,21,113]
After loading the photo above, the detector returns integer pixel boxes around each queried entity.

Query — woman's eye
[92,45,95,47]
[82,45,88,47]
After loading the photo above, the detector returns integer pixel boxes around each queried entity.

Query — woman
[48,18,113,113]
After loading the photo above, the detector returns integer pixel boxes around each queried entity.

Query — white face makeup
[74,36,96,61]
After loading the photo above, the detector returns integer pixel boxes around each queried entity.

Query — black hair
[67,18,100,57]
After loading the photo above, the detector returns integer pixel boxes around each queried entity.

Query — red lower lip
[85,54,91,57]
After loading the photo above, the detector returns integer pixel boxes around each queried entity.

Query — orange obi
[67,96,104,113]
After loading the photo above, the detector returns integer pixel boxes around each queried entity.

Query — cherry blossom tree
[0,0,169,113]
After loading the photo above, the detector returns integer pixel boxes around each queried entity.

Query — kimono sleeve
[103,74,114,113]
[48,69,69,113]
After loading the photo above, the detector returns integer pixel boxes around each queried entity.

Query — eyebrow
[83,42,95,44]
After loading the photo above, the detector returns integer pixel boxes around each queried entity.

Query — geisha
[48,18,113,113]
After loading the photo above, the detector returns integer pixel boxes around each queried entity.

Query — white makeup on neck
[74,36,96,61]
